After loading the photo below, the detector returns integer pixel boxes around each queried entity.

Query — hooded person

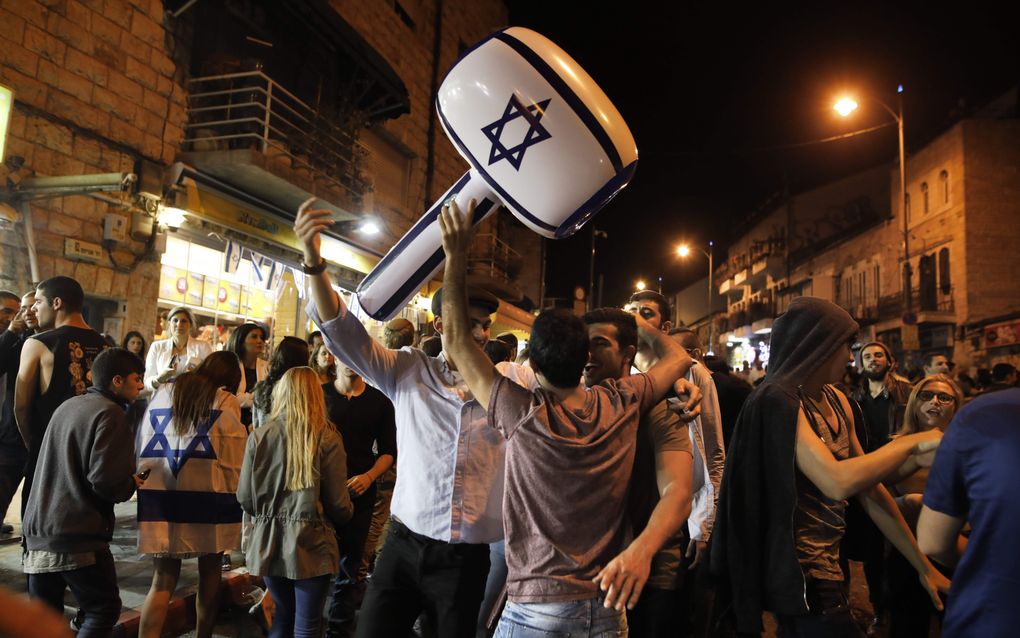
[710,297,949,635]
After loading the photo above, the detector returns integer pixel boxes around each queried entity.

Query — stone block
[30,207,50,230]
[150,51,175,78]
[64,47,109,86]
[125,54,158,90]
[108,117,144,150]
[34,230,64,257]
[92,40,126,71]
[48,210,83,236]
[53,256,75,277]
[102,0,132,28]
[4,0,48,28]
[90,11,122,46]
[111,271,130,297]
[28,118,74,155]
[141,87,164,113]
[37,58,93,102]
[46,90,107,133]
[129,9,163,43]
[93,85,136,122]
[36,254,56,280]
[80,221,102,243]
[155,74,172,97]
[120,32,150,63]
[62,196,98,222]
[94,265,113,295]
[73,136,104,169]
[23,23,67,64]
[0,8,26,46]
[73,261,98,290]
[3,42,40,77]
[107,70,143,102]
[47,10,92,53]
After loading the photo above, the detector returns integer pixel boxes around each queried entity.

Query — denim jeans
[28,548,121,638]
[326,484,376,638]
[264,573,332,638]
[495,597,627,637]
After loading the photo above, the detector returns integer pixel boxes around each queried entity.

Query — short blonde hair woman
[238,367,353,637]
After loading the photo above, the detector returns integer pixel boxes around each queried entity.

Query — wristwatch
[302,258,328,275]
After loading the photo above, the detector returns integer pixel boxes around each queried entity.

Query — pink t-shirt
[488,372,656,602]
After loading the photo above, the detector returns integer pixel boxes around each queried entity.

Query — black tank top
[29,325,107,449]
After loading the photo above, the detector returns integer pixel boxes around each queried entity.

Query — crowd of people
[0,197,1016,638]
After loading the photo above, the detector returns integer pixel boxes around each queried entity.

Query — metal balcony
[467,233,525,300]
[182,71,370,212]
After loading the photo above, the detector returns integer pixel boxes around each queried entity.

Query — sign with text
[64,238,103,262]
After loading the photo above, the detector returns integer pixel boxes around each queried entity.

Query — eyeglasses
[918,390,956,404]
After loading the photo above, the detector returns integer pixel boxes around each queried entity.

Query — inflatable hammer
[355,27,638,320]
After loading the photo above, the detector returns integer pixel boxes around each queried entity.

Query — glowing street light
[635,280,646,291]
[833,97,858,117]
[676,244,691,258]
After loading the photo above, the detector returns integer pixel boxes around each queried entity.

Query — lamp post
[835,86,910,313]
[677,240,715,353]
[588,227,608,312]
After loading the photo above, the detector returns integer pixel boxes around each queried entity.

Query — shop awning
[166,163,379,279]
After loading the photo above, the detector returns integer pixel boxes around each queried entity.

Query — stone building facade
[1,0,537,346]
[689,93,1020,374]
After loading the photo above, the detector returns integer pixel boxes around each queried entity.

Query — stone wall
[1,0,188,341]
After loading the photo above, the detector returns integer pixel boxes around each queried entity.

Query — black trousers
[775,579,865,638]
[354,518,490,638]
[0,457,24,523]
[28,548,122,638]
[326,484,377,638]
[628,586,683,637]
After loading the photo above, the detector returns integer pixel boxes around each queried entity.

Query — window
[939,247,951,294]
[921,182,929,215]
[940,170,949,205]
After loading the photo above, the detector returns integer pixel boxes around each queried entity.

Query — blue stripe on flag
[137,489,243,525]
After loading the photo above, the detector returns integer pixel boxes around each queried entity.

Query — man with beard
[0,291,35,534]
[848,342,913,631]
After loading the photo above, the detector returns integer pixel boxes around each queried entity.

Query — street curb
[111,568,259,637]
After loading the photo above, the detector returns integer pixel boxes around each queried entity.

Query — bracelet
[302,258,328,275]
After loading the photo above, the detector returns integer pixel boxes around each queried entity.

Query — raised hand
[438,198,477,259]
[294,197,333,265]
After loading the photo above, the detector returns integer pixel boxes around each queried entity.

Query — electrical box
[153,231,168,254]
[103,213,128,243]
[131,210,154,241]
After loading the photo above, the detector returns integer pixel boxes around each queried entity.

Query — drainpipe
[20,202,40,283]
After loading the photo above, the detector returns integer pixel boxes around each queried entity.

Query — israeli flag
[223,240,242,274]
[248,250,269,284]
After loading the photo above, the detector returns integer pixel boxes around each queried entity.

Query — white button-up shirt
[309,301,505,544]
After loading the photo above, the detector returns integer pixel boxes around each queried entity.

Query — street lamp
[834,85,911,313]
[635,279,646,291]
[677,241,715,353]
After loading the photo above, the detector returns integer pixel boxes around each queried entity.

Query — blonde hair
[269,367,334,490]
[899,373,964,435]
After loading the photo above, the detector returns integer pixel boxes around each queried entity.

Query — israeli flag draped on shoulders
[135,384,247,557]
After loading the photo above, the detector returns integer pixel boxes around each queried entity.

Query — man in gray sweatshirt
[22,347,144,636]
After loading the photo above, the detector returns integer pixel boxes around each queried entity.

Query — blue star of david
[140,407,220,477]
[481,95,553,171]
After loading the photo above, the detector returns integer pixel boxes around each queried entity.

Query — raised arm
[294,200,403,394]
[638,318,694,406]
[438,200,499,411]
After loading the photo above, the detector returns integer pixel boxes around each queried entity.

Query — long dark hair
[172,351,241,435]
[122,330,146,358]
[253,337,309,416]
[226,323,265,363]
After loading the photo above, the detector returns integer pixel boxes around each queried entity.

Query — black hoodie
[710,297,858,632]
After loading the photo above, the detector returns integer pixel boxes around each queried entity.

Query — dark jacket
[710,297,858,632]
[0,329,29,455]
[851,373,912,447]
[23,387,137,552]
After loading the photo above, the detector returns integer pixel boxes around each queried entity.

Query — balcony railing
[184,71,370,203]
[468,233,522,285]
[876,286,955,320]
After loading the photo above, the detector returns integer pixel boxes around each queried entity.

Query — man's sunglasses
[918,390,955,404]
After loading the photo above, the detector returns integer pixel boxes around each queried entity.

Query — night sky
[503,1,1018,308]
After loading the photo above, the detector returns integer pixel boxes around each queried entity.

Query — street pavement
[0,484,263,637]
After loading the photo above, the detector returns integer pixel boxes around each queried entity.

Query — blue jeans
[264,574,332,638]
[28,548,121,638]
[495,597,627,637]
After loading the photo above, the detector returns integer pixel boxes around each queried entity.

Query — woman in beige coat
[237,367,352,637]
